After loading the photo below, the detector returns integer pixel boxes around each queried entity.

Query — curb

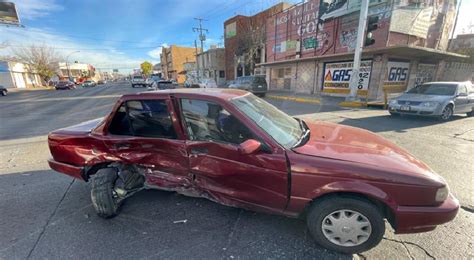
[338,101,367,108]
[266,95,321,104]
[8,87,55,92]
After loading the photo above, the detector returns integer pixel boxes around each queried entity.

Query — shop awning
[257,45,470,67]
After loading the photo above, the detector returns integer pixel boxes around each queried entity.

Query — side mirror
[457,92,468,97]
[239,139,261,155]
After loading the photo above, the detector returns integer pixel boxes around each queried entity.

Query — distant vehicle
[229,75,268,97]
[82,80,97,88]
[97,80,107,85]
[0,85,7,96]
[131,75,150,88]
[55,81,76,90]
[388,81,474,121]
[197,78,218,88]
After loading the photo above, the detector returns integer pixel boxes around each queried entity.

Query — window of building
[219,70,225,78]
[277,68,285,78]
[108,100,176,139]
[180,99,254,145]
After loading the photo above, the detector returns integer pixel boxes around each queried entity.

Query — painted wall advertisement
[390,7,433,38]
[384,61,410,87]
[415,63,437,87]
[322,60,373,91]
[225,22,236,39]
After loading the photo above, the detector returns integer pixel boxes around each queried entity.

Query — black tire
[439,104,454,121]
[307,196,385,254]
[1,90,7,96]
[467,110,474,117]
[91,168,121,218]
[389,111,399,117]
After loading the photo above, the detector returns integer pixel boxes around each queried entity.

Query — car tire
[439,104,454,121]
[91,168,121,218]
[467,110,474,117]
[306,196,385,254]
[1,90,7,96]
[389,111,400,117]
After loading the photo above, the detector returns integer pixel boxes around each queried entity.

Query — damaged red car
[48,89,459,254]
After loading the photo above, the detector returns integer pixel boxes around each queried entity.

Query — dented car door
[103,97,191,189]
[178,97,289,213]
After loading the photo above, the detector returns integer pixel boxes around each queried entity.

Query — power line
[193,18,209,52]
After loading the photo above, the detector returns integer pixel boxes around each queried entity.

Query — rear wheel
[91,168,121,218]
[439,104,453,121]
[1,90,6,96]
[307,196,385,254]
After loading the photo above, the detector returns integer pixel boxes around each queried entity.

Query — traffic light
[365,16,379,46]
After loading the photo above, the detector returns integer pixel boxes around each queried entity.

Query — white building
[0,61,43,89]
[58,62,101,82]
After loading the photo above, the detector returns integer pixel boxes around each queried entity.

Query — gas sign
[322,60,373,91]
[384,61,410,87]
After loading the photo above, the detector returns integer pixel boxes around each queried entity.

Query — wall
[161,45,197,84]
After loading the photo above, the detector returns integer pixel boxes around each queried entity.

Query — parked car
[0,85,7,96]
[149,80,178,90]
[55,81,76,90]
[82,80,97,88]
[197,78,218,88]
[97,80,107,85]
[131,75,151,88]
[388,81,474,120]
[229,75,268,97]
[48,89,459,254]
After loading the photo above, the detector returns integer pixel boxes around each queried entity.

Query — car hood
[292,120,443,182]
[396,93,451,102]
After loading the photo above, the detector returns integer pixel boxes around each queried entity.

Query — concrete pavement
[0,82,472,259]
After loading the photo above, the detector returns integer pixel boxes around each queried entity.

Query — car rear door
[103,96,192,189]
[177,97,289,213]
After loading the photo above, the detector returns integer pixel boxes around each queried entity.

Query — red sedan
[48,89,459,254]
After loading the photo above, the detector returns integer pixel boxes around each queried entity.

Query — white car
[198,79,218,88]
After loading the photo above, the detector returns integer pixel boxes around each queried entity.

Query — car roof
[121,88,249,101]
[423,81,469,85]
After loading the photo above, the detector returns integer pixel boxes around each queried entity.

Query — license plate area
[400,105,411,111]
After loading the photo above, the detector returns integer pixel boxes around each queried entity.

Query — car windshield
[407,83,457,96]
[230,93,303,148]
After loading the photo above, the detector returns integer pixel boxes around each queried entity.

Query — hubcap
[442,106,452,120]
[321,209,372,247]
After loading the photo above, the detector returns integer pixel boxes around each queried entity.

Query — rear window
[109,100,176,139]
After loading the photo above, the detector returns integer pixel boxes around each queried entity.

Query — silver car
[388,81,474,120]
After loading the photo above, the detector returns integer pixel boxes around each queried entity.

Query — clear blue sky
[1,0,472,73]
[0,0,298,73]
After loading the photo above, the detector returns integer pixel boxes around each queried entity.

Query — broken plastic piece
[173,219,187,224]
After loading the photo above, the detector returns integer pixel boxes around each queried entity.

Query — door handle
[190,147,208,155]
[113,143,131,150]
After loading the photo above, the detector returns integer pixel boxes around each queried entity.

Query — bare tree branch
[10,44,63,82]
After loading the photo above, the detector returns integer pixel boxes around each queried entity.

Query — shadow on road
[0,169,350,259]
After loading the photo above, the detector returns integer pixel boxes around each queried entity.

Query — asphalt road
[0,83,472,259]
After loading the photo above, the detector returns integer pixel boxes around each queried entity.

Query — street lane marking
[0,94,122,104]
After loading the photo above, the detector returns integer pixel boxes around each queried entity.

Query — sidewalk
[7,86,55,93]
[266,90,385,109]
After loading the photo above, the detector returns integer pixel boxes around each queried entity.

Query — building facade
[261,0,469,100]
[58,62,100,83]
[0,61,42,88]
[197,47,226,86]
[160,45,198,84]
[224,2,291,81]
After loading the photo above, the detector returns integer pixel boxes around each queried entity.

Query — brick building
[160,45,198,84]
[261,0,470,101]
[223,2,291,81]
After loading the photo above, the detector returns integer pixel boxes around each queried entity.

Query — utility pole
[346,0,369,101]
[194,40,200,81]
[193,17,208,53]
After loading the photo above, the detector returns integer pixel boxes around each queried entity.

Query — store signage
[322,60,373,91]
[225,22,236,38]
[319,0,387,21]
[0,2,20,26]
[384,61,410,87]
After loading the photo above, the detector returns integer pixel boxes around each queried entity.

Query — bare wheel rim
[441,106,452,120]
[321,209,372,247]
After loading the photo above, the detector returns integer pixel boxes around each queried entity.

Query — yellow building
[160,45,199,84]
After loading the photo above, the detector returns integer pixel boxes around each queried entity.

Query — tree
[10,44,62,82]
[234,18,266,75]
[140,61,153,76]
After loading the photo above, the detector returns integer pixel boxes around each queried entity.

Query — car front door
[103,97,191,189]
[178,97,289,213]
[454,84,469,113]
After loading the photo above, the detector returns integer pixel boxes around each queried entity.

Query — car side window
[180,99,254,145]
[108,100,177,139]
[458,85,468,95]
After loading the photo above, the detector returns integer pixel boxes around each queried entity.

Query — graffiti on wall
[415,63,437,87]
[339,29,358,51]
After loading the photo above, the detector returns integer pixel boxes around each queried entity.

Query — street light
[66,51,80,81]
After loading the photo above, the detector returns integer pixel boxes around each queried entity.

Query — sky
[0,0,295,73]
[0,0,473,74]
